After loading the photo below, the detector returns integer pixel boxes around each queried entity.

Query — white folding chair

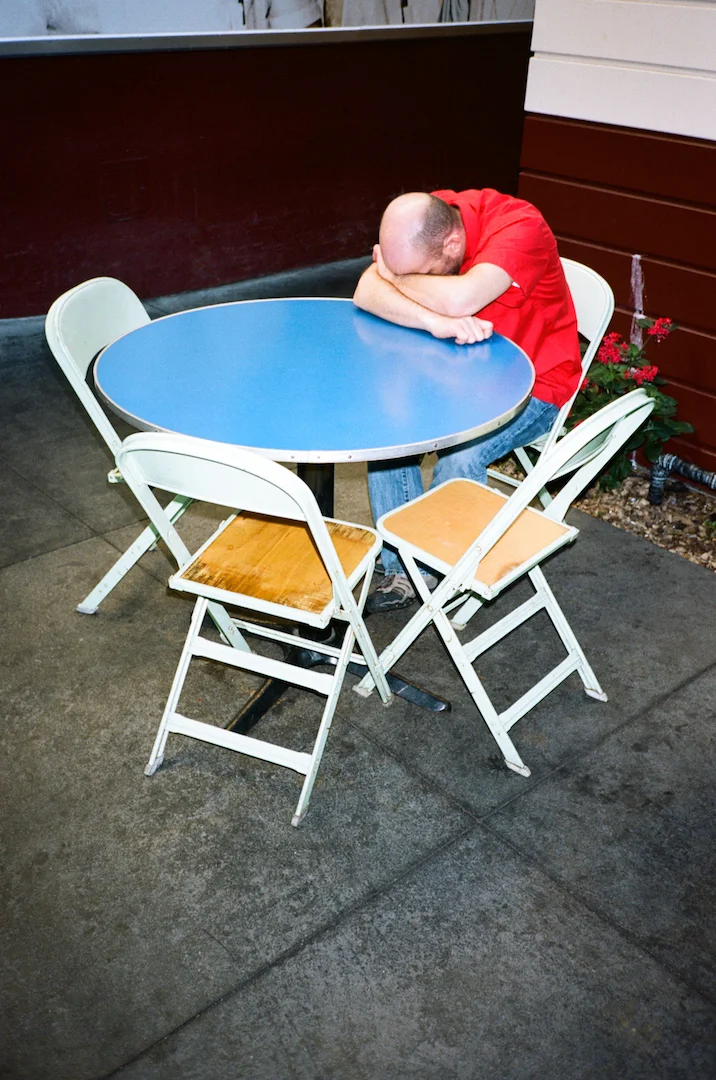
[116,431,392,827]
[487,257,615,505]
[356,390,654,779]
[45,277,193,615]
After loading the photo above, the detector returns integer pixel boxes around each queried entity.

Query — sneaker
[366,572,437,615]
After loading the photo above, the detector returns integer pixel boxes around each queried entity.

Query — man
[353,188,581,613]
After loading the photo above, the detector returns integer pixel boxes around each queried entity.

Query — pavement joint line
[341,664,716,1009]
[339,705,496,826]
[95,820,477,1080]
[477,812,716,1010]
[478,654,716,824]
[342,652,716,831]
[0,449,170,573]
[2,455,102,534]
[345,654,716,832]
[470,658,716,1009]
[0,527,150,575]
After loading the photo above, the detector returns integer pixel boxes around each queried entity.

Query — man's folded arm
[384,261,513,319]
[354,263,446,330]
[353,265,492,345]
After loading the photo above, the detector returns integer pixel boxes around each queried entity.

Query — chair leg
[348,567,393,706]
[206,601,252,653]
[432,607,530,777]
[449,593,484,631]
[356,549,467,698]
[529,566,607,701]
[77,495,191,614]
[293,572,393,826]
[78,521,164,613]
[514,445,552,508]
[145,596,208,776]
[354,589,438,698]
[291,619,357,827]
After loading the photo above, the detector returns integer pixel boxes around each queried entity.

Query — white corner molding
[527,0,716,140]
[531,0,716,74]
[526,55,716,141]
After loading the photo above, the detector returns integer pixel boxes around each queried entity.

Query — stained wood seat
[381,480,573,596]
[177,514,377,616]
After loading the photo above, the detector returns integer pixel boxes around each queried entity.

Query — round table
[95,297,534,515]
[95,296,535,718]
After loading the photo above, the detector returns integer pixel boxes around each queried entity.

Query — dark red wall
[1,31,531,318]
[519,115,716,473]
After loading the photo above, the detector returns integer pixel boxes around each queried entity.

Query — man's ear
[443,229,463,257]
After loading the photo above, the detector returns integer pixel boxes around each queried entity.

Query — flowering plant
[566,316,694,489]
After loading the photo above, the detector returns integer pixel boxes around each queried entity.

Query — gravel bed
[494,462,716,573]
[575,472,716,572]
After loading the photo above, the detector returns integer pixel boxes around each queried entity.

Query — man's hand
[425,312,494,345]
[373,244,398,287]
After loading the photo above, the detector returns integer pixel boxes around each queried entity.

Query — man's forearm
[387,272,476,318]
[353,264,493,346]
[353,263,438,333]
[375,256,512,319]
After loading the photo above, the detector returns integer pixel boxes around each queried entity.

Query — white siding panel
[525,55,716,141]
[531,0,716,75]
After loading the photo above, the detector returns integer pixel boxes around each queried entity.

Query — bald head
[379,193,464,276]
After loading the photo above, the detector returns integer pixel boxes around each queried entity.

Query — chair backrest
[540,259,615,455]
[448,390,654,589]
[116,432,356,603]
[45,277,151,455]
[562,257,615,347]
[538,389,654,521]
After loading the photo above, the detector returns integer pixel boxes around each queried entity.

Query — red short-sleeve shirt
[431,188,581,408]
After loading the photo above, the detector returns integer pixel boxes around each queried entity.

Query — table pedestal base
[226,641,450,735]
[226,461,450,734]
[298,462,335,516]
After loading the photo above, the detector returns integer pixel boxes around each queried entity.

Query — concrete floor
[1,262,715,1080]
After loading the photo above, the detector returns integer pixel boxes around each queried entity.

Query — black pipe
[648,454,716,505]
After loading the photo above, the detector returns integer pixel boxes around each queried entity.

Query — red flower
[596,340,623,364]
[647,317,674,342]
[630,365,659,385]
[580,377,590,390]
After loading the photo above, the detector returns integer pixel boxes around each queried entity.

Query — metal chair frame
[45,277,193,614]
[45,277,247,651]
[356,390,654,779]
[117,431,392,827]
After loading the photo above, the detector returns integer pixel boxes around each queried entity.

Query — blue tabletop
[95,298,534,463]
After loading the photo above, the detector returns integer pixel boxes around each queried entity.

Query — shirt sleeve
[473,207,551,309]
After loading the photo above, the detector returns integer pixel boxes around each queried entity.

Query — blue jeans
[368,396,559,575]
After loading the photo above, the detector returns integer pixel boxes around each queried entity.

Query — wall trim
[0,20,531,57]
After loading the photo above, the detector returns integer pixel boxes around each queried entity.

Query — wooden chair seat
[177,513,377,615]
[382,480,572,591]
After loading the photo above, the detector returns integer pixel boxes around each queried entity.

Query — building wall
[0,1,245,35]
[0,0,533,35]
[0,29,531,318]
[520,0,716,472]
